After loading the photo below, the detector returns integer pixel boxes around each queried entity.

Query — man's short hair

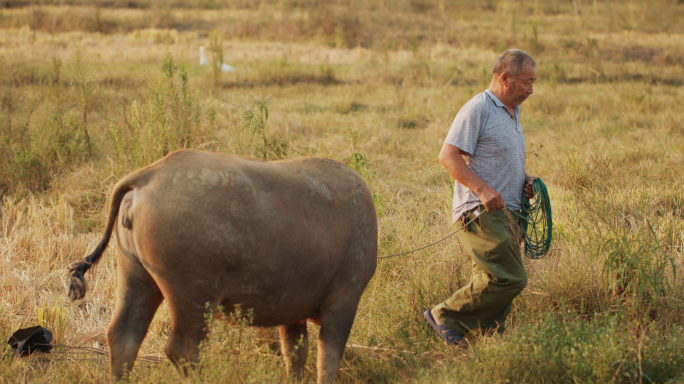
[492,49,536,77]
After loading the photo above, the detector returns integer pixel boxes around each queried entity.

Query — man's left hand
[524,174,537,199]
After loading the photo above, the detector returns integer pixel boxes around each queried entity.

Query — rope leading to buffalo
[377,211,481,260]
[378,178,553,260]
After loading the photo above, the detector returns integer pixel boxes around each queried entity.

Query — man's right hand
[478,186,505,212]
[438,143,506,212]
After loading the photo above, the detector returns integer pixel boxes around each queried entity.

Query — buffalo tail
[68,175,141,301]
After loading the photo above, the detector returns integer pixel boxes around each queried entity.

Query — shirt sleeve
[444,97,487,157]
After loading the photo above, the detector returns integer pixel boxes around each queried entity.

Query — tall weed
[67,42,97,157]
[1,107,88,193]
[209,28,224,86]
[600,224,678,318]
[112,48,207,171]
[231,97,288,161]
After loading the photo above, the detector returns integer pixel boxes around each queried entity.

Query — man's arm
[438,143,506,212]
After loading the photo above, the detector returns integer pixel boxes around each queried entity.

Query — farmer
[424,49,537,347]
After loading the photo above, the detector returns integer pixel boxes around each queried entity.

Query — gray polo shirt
[444,89,526,223]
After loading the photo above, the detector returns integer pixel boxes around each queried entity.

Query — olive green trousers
[433,206,527,336]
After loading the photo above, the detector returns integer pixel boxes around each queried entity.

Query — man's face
[505,62,537,107]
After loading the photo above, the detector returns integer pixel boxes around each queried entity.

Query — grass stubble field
[1,0,684,382]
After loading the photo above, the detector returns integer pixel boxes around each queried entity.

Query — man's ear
[500,72,510,87]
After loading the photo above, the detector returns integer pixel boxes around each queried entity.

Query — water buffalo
[68,149,377,383]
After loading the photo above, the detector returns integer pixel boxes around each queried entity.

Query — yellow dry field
[0,1,683,383]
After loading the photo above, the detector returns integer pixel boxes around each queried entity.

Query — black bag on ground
[7,326,53,357]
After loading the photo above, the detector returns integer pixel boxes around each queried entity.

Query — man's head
[491,49,537,108]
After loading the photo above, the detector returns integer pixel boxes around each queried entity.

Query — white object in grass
[199,46,208,66]
[200,45,235,73]
[220,62,235,73]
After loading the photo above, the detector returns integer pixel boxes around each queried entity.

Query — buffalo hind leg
[108,251,164,380]
[316,302,358,384]
[279,321,309,380]
[164,300,209,374]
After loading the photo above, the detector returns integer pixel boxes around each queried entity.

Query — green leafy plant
[601,224,677,317]
[349,152,370,178]
[163,47,200,150]
[209,28,224,86]
[67,42,97,157]
[236,97,288,161]
[112,48,207,170]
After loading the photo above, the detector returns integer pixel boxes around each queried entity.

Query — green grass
[0,0,683,383]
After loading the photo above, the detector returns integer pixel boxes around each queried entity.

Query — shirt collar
[485,89,519,113]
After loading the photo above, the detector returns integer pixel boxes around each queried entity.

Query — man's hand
[479,186,506,212]
[439,143,507,212]
[524,174,537,199]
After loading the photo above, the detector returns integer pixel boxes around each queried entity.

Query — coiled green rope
[512,178,553,259]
